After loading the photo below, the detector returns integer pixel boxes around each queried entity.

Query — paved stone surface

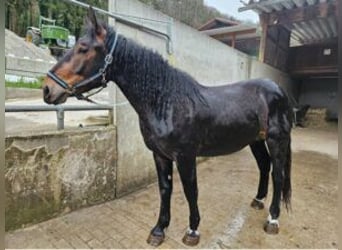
[5,127,338,249]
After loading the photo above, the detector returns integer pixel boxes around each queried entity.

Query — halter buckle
[101,73,107,85]
[104,54,113,64]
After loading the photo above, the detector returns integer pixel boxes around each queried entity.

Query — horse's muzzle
[43,84,68,105]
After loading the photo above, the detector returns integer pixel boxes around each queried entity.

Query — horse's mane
[102,24,206,119]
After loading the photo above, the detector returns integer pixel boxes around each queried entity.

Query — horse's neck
[109,35,205,121]
[110,37,169,118]
[114,74,151,116]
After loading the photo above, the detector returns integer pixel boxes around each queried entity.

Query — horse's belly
[197,142,247,156]
[197,129,258,156]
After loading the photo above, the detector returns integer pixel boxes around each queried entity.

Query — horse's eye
[77,42,89,54]
[78,46,89,54]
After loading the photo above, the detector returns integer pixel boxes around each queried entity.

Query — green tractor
[26,16,75,59]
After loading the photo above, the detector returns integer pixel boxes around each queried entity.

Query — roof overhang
[239,0,338,45]
[200,24,259,40]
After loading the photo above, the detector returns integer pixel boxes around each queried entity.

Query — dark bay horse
[43,8,292,247]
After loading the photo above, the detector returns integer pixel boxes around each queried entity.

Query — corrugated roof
[239,0,338,45]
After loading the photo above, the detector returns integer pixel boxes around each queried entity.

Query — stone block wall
[5,128,116,230]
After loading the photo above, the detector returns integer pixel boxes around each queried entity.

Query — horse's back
[227,78,286,97]
[199,78,286,115]
[221,78,291,115]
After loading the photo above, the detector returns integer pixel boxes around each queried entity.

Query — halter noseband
[47,32,118,103]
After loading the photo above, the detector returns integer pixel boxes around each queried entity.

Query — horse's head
[43,7,116,104]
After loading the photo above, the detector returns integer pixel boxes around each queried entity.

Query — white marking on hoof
[187,228,200,236]
[168,175,172,180]
[254,197,265,203]
[267,214,279,226]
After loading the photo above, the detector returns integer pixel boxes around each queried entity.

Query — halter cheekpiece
[47,31,119,103]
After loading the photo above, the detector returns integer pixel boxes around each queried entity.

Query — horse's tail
[282,120,292,211]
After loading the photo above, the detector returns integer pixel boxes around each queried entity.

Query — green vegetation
[5,78,43,89]
[5,0,108,39]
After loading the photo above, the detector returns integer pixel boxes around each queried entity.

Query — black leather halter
[47,32,118,103]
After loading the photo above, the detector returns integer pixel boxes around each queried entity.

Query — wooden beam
[290,66,338,76]
[210,28,258,40]
[268,1,337,26]
[232,34,236,48]
[258,13,269,62]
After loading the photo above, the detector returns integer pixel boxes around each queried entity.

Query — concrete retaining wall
[110,0,295,196]
[5,28,56,78]
[5,128,116,230]
[5,56,56,78]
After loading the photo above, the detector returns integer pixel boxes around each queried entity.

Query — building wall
[299,78,338,118]
[110,0,295,196]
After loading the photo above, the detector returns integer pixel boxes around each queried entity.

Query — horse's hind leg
[264,123,291,234]
[250,140,271,210]
[147,152,173,246]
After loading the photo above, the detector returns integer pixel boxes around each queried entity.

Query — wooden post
[258,13,269,62]
[232,33,236,48]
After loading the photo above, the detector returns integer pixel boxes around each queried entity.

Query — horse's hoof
[147,233,165,247]
[251,198,264,210]
[182,230,200,246]
[263,221,279,234]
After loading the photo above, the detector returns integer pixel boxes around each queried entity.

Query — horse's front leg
[176,155,201,246]
[147,152,173,246]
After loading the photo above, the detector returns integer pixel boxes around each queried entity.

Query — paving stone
[68,235,90,249]
[87,238,104,249]
[4,129,338,249]
[53,238,74,249]
[102,238,124,249]
[75,227,94,243]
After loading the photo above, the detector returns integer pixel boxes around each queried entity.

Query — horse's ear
[87,6,103,36]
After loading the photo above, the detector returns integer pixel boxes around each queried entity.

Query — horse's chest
[139,119,179,158]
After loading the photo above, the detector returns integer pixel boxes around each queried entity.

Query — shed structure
[198,18,260,56]
[239,0,338,119]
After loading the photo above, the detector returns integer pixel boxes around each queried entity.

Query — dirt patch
[227,150,337,249]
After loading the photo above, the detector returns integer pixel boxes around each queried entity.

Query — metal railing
[62,0,173,54]
[5,104,114,130]
[7,0,164,131]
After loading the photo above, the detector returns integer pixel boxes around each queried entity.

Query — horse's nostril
[43,86,50,96]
